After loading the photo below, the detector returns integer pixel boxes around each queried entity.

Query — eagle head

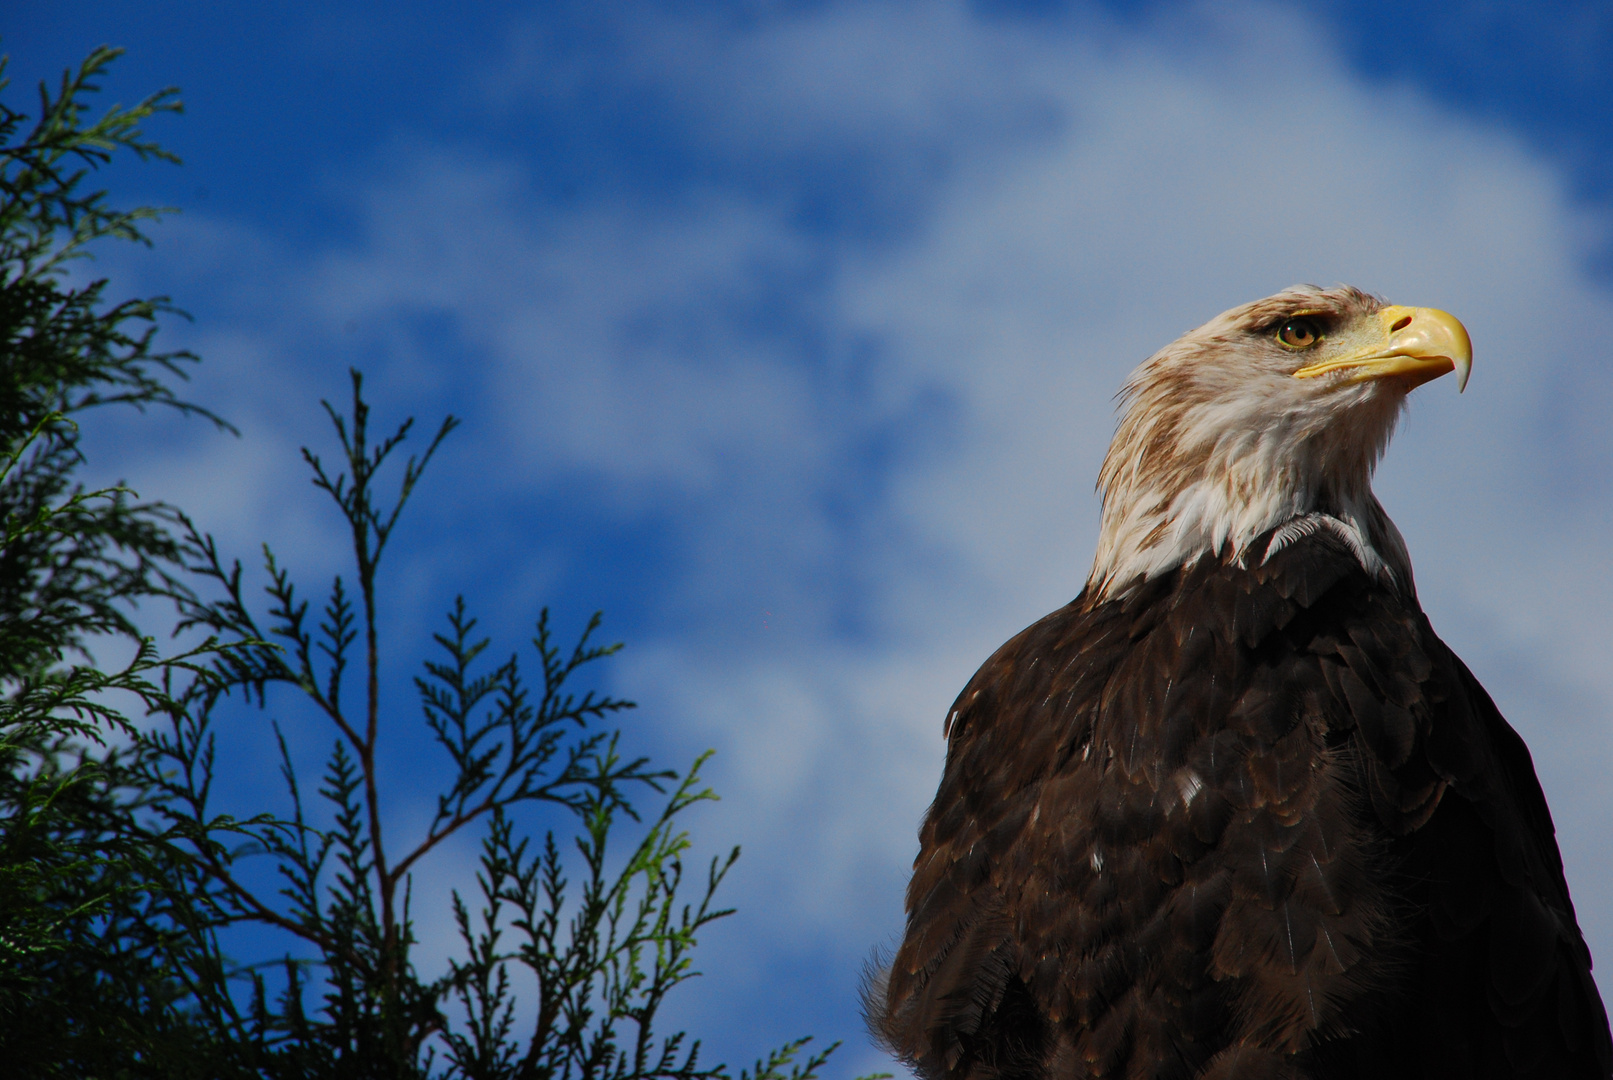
[1087,284,1472,600]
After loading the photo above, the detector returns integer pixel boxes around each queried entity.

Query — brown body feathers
[869,529,1610,1078]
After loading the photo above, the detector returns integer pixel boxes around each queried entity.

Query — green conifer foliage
[0,44,885,1080]
[0,44,234,1076]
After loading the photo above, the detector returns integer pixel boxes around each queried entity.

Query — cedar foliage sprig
[149,375,878,1080]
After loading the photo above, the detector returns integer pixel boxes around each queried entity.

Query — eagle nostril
[1390,315,1412,332]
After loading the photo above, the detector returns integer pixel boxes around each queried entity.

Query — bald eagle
[868,286,1612,1079]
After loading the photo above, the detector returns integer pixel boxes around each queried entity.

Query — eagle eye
[1275,317,1323,350]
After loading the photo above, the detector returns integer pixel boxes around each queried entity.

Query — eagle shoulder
[871,525,1611,1080]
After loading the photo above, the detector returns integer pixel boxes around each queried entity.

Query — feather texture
[868,527,1611,1079]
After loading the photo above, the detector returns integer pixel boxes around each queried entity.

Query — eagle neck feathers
[1088,477,1414,602]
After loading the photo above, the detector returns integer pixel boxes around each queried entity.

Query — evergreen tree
[0,44,883,1080]
[0,43,231,1075]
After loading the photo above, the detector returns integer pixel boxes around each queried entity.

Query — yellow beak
[1292,305,1472,392]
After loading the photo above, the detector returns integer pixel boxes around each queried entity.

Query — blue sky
[11,2,1613,1073]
